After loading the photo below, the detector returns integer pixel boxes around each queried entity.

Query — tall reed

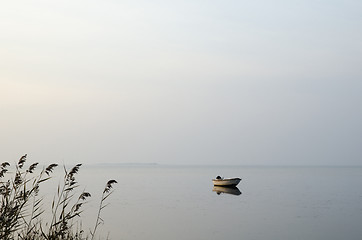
[0,154,117,240]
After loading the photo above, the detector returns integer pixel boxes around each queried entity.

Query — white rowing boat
[212,177,241,187]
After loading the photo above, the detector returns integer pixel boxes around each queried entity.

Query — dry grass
[0,154,117,240]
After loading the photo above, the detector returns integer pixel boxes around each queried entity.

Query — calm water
[44,166,362,240]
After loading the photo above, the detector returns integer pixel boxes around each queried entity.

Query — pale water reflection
[212,186,242,195]
[41,166,362,240]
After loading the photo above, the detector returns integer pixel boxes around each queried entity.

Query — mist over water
[39,165,362,240]
[1,1,361,239]
[2,1,362,167]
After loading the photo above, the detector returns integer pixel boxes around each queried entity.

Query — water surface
[48,166,362,240]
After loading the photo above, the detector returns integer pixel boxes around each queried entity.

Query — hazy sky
[1,0,361,166]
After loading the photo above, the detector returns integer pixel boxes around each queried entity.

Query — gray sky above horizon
[1,0,361,166]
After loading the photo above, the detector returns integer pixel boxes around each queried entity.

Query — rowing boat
[212,177,241,187]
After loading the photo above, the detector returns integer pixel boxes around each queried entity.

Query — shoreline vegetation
[0,154,117,240]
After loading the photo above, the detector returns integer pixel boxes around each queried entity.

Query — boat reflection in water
[212,186,242,196]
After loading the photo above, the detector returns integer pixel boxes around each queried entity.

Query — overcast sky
[1,0,361,166]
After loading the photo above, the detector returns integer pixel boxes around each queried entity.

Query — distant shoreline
[92,162,159,167]
[85,163,362,168]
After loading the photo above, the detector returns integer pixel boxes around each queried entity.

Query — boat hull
[212,178,241,187]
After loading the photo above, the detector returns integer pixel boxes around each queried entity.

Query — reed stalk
[0,154,116,240]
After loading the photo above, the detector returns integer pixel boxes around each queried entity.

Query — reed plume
[0,154,117,240]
